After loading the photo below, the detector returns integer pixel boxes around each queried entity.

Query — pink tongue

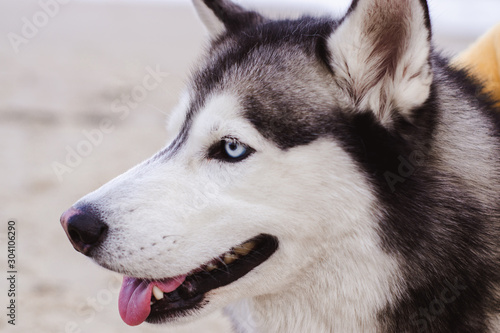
[118,275,186,326]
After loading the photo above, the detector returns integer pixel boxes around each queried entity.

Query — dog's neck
[225,228,401,333]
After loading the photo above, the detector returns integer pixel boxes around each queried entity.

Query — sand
[0,1,480,332]
[0,1,232,332]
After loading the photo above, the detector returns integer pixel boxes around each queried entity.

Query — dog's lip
[118,234,279,325]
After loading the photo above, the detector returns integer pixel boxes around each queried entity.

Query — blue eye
[225,141,247,159]
[208,138,255,162]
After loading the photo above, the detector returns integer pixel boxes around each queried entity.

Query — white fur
[75,93,402,331]
[166,90,191,143]
[327,0,433,126]
[67,1,500,331]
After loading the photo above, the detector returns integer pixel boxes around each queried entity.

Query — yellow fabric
[452,23,500,107]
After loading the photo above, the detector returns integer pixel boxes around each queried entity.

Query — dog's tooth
[224,253,238,264]
[152,285,164,300]
[234,241,256,256]
[206,262,217,271]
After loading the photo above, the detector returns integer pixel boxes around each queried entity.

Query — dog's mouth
[118,234,278,326]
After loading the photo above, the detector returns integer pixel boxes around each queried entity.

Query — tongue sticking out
[118,275,186,326]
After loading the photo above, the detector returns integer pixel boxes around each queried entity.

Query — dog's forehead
[185,16,343,149]
[192,16,336,95]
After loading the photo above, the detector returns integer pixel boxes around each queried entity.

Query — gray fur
[189,0,500,331]
[62,0,500,331]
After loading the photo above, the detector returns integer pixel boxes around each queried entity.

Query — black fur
[186,2,500,331]
[201,0,264,32]
[334,64,500,331]
[437,56,500,136]
[61,1,500,331]
[188,17,337,150]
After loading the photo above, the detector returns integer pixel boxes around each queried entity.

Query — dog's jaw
[114,234,279,326]
[226,229,402,333]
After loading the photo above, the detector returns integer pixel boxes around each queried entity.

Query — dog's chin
[113,234,279,325]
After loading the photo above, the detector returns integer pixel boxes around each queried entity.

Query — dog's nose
[60,206,108,256]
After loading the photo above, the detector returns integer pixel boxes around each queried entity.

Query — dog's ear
[328,0,433,126]
[192,0,265,37]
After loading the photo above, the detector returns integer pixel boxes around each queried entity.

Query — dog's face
[61,0,433,327]
[63,43,375,326]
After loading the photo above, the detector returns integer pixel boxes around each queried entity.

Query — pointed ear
[328,0,433,126]
[192,0,265,38]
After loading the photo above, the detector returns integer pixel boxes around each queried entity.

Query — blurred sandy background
[0,0,497,332]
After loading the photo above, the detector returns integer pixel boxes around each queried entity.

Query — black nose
[60,206,108,256]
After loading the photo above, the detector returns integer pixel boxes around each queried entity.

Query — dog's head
[61,0,433,327]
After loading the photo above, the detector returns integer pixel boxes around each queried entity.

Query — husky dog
[60,0,500,332]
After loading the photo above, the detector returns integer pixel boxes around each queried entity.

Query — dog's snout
[60,206,108,256]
